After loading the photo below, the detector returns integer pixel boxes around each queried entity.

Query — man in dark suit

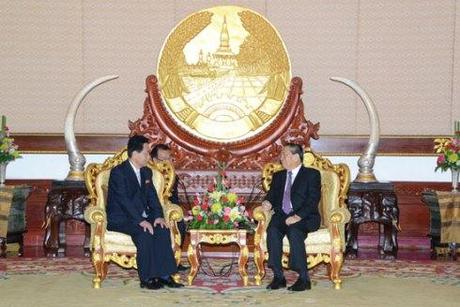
[107,135,184,290]
[262,143,321,291]
[151,144,189,272]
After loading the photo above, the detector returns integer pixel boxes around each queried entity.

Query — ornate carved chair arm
[329,208,351,225]
[84,206,106,225]
[253,206,273,226]
[163,201,184,222]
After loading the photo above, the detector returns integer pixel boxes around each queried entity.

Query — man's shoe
[177,264,189,272]
[266,277,287,290]
[287,278,311,292]
[159,276,184,288]
[140,279,163,290]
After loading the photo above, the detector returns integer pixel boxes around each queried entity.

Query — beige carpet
[1,272,458,307]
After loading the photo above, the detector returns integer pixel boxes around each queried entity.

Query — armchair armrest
[253,205,274,227]
[84,206,106,225]
[163,201,184,223]
[329,207,351,225]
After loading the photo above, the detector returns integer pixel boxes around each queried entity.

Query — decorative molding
[13,134,441,156]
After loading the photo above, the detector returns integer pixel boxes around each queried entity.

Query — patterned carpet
[1,256,459,293]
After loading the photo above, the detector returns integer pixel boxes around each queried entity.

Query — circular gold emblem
[157,6,291,143]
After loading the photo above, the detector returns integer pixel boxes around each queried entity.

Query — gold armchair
[84,148,183,288]
[253,150,351,289]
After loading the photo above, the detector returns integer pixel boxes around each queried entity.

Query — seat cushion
[103,230,137,254]
[262,227,332,255]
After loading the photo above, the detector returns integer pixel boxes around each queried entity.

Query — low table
[346,182,399,259]
[43,180,89,257]
[187,229,249,286]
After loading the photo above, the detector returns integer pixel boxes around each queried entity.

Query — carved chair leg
[329,252,344,290]
[92,256,106,289]
[254,247,266,286]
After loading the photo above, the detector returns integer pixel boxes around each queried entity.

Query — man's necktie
[282,171,293,214]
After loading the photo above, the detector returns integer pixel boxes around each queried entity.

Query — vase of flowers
[0,115,22,186]
[434,121,460,192]
[187,162,251,230]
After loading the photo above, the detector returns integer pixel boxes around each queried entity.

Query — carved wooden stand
[129,75,319,203]
[346,182,399,259]
[43,181,90,257]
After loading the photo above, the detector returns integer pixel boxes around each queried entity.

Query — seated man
[106,135,184,290]
[262,143,321,292]
[151,144,189,271]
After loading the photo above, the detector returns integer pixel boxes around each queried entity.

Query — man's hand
[139,220,154,235]
[153,217,169,229]
[261,200,272,212]
[285,214,301,226]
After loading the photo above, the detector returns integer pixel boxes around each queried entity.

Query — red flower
[197,215,203,221]
[437,154,446,165]
[221,196,228,203]
[193,196,200,206]
[207,183,215,192]
[201,203,209,211]
[223,215,230,222]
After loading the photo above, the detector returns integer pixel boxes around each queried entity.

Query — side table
[346,182,399,259]
[43,180,89,257]
[0,185,32,257]
[187,229,249,286]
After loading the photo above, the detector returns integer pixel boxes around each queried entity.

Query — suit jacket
[265,166,322,232]
[107,160,164,228]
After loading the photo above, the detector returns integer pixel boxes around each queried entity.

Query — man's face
[156,148,171,161]
[132,143,151,168]
[280,146,301,170]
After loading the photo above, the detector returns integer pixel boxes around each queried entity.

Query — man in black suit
[106,135,184,290]
[262,143,321,291]
[150,144,189,272]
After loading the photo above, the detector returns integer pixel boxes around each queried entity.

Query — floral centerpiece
[0,116,21,163]
[187,163,251,230]
[0,115,22,186]
[434,121,460,192]
[434,122,460,172]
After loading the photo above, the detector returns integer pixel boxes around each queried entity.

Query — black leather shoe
[266,277,287,290]
[140,279,163,290]
[159,277,184,288]
[287,278,311,292]
[177,264,189,271]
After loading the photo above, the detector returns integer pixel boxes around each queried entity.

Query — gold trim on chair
[254,149,351,289]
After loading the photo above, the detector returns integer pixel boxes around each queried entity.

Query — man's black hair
[127,135,149,158]
[150,143,171,159]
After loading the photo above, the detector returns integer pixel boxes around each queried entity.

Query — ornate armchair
[253,150,351,289]
[84,148,183,288]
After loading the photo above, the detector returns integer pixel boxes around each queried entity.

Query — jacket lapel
[123,160,141,190]
[291,166,306,192]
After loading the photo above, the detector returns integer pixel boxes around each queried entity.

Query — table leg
[187,243,199,285]
[345,222,359,258]
[84,223,91,257]
[44,215,60,257]
[381,222,396,260]
[0,237,6,257]
[238,244,249,286]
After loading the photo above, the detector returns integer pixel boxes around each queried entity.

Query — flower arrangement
[187,162,251,230]
[0,115,21,164]
[434,121,460,172]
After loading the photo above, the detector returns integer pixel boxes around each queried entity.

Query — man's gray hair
[285,143,304,162]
